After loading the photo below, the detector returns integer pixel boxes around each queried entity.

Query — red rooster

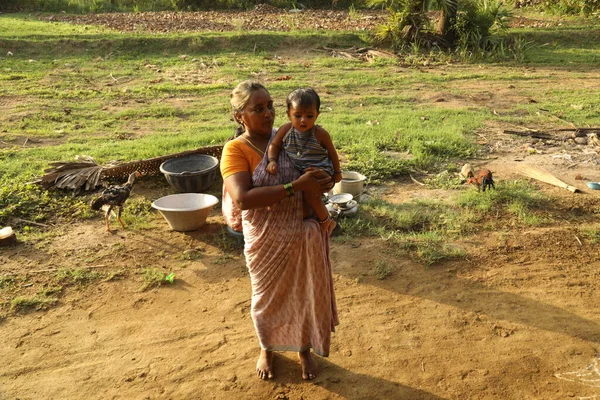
[467,169,495,192]
[91,171,141,231]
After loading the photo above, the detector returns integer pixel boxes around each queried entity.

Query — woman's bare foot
[298,349,318,380]
[256,350,274,380]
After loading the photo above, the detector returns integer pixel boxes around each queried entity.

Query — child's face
[287,104,319,133]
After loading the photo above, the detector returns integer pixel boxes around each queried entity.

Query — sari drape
[242,135,339,357]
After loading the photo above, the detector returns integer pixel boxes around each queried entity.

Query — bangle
[268,158,277,162]
[283,182,294,197]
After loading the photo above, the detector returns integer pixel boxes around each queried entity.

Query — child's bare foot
[321,217,337,236]
[298,349,318,380]
[319,216,336,235]
[327,218,336,236]
[256,350,274,380]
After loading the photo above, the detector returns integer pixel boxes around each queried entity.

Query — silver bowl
[328,193,353,208]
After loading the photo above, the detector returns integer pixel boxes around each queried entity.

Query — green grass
[140,267,172,290]
[580,227,600,244]
[55,268,107,285]
[335,178,554,265]
[1,11,600,271]
[0,276,16,290]
[373,260,393,280]
[10,294,59,312]
[342,181,551,238]
[456,180,550,225]
[399,231,465,266]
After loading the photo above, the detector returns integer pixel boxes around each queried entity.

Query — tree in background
[369,0,511,52]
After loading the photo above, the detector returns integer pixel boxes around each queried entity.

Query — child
[266,88,342,234]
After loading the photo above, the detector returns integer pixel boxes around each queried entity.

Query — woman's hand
[294,167,334,194]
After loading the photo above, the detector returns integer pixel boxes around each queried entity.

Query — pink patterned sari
[240,134,339,357]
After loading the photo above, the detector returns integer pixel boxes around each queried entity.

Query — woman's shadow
[272,355,444,400]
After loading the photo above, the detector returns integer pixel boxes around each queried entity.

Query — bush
[540,0,600,15]
[454,0,511,50]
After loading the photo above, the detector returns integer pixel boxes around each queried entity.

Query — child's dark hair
[286,88,320,112]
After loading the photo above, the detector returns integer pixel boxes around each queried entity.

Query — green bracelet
[283,182,294,197]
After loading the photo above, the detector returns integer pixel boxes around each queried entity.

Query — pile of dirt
[42,9,387,33]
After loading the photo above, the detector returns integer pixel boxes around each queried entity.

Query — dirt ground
[4,10,600,400]
[3,136,600,400]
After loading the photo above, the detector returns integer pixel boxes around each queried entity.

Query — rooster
[467,169,495,192]
[91,171,141,231]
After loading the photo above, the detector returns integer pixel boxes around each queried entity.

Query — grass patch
[580,227,600,244]
[336,180,549,263]
[398,232,465,266]
[55,268,106,285]
[456,180,550,225]
[0,276,16,290]
[39,285,64,297]
[139,267,173,291]
[213,254,234,265]
[10,294,58,312]
[180,247,205,261]
[343,197,480,237]
[104,269,127,281]
[373,260,393,280]
[424,169,465,190]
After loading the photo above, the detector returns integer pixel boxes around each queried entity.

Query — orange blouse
[220,138,264,180]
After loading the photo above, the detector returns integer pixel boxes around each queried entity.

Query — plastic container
[160,154,219,193]
[226,226,245,245]
[152,193,219,231]
[333,171,367,200]
[587,182,600,190]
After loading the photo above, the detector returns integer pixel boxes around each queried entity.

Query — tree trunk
[437,1,458,45]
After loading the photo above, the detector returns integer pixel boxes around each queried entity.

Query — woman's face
[237,88,275,136]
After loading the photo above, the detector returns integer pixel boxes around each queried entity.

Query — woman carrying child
[220,80,339,381]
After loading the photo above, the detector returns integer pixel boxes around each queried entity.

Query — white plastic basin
[152,193,219,232]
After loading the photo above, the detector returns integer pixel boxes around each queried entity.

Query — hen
[467,169,495,192]
[91,171,141,231]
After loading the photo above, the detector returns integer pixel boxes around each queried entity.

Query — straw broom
[515,164,579,193]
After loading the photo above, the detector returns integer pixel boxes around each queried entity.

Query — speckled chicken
[91,171,141,231]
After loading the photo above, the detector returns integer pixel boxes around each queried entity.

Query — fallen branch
[409,174,426,186]
[317,46,396,61]
[10,217,52,228]
[503,130,555,140]
[555,128,600,133]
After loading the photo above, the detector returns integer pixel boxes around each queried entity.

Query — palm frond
[36,156,104,192]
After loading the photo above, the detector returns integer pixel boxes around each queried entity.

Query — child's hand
[266,160,278,175]
[334,171,343,183]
